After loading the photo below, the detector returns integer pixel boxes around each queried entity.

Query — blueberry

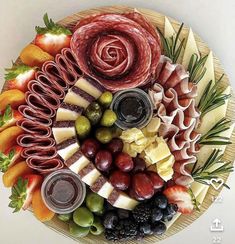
[151,208,163,222]
[117,209,130,219]
[103,211,119,229]
[167,203,178,215]
[152,222,167,235]
[154,194,168,209]
[139,222,153,235]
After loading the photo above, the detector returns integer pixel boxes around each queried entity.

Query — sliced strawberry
[5,64,36,92]
[34,13,72,56]
[0,105,24,132]
[0,145,23,172]
[9,174,43,212]
[163,185,194,214]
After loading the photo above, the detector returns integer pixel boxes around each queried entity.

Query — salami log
[71,11,161,91]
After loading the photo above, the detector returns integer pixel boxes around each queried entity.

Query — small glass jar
[41,169,86,214]
[111,88,153,130]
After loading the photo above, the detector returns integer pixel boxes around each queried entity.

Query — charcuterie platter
[1,5,235,243]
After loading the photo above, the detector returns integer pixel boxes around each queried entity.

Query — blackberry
[132,203,151,223]
[105,219,139,241]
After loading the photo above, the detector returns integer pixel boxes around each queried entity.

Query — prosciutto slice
[149,56,201,186]
[71,11,161,91]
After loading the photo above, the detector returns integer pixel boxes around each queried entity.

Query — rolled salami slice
[26,157,64,174]
[18,105,52,126]
[36,71,65,100]
[17,134,55,148]
[17,119,52,138]
[25,92,56,117]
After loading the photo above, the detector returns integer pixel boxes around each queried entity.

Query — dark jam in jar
[111,88,153,129]
[41,169,86,214]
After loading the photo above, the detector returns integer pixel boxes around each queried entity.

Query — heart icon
[210,178,224,190]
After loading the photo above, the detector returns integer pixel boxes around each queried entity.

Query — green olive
[85,102,103,125]
[98,91,113,107]
[75,115,91,139]
[95,127,113,144]
[100,110,117,127]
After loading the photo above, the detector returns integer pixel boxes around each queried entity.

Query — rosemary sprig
[157,23,185,63]
[199,118,232,145]
[189,188,200,212]
[191,149,233,189]
[198,74,231,117]
[187,53,208,84]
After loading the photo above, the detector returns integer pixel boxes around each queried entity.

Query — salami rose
[71,12,161,91]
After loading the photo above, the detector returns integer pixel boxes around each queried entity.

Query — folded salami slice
[17,119,52,138]
[61,48,83,77]
[22,146,57,159]
[25,92,56,118]
[26,157,64,174]
[18,105,52,126]
[42,61,69,90]
[17,134,55,148]
[36,71,65,100]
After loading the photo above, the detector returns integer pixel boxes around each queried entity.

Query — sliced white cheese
[113,193,138,210]
[182,28,200,69]
[75,78,102,99]
[195,51,215,105]
[69,155,90,174]
[197,186,209,205]
[64,90,89,108]
[52,127,76,144]
[56,107,80,121]
[197,86,231,134]
[82,168,101,186]
[57,142,80,160]
[166,212,181,229]
[98,182,114,199]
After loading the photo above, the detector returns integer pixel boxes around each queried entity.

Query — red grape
[132,173,154,199]
[95,150,112,172]
[132,157,146,173]
[107,138,124,154]
[110,170,130,191]
[128,187,145,201]
[147,171,164,190]
[115,152,134,172]
[81,138,100,159]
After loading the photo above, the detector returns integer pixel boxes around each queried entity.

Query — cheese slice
[69,155,90,174]
[197,86,231,134]
[64,90,90,108]
[164,17,184,62]
[182,28,200,69]
[195,51,215,105]
[98,182,114,199]
[82,168,101,186]
[52,127,76,144]
[113,193,138,210]
[56,107,80,121]
[57,142,80,161]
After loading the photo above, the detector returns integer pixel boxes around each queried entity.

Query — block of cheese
[197,86,231,134]
[195,51,215,105]
[182,28,200,69]
[75,77,104,99]
[157,155,175,181]
[56,137,79,160]
[52,121,76,144]
[56,102,83,121]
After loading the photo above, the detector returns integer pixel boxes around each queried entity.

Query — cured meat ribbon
[17,48,82,173]
[71,11,161,91]
[149,56,201,186]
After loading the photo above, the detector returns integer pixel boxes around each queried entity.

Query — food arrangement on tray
[0,5,234,243]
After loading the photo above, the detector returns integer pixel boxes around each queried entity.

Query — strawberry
[0,105,23,132]
[0,145,23,172]
[9,174,43,212]
[163,185,194,214]
[5,64,36,92]
[34,13,72,56]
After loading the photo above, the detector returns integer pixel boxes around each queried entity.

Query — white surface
[0,0,235,244]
